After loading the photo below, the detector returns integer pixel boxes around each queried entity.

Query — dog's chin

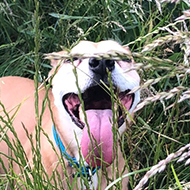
[62,85,134,167]
[62,85,134,129]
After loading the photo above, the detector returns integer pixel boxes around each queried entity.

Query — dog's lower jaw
[53,106,128,189]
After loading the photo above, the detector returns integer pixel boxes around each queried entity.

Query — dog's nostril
[89,58,99,68]
[105,60,115,71]
[89,58,115,75]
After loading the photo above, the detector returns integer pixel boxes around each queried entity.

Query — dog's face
[50,40,140,168]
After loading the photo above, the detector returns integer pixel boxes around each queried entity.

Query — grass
[0,0,190,189]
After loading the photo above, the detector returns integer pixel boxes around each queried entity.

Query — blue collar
[52,125,100,179]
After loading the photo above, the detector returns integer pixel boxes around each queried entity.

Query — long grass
[0,0,190,189]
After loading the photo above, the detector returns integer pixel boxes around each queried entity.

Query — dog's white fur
[0,40,140,189]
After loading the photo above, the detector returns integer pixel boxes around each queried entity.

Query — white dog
[0,40,140,189]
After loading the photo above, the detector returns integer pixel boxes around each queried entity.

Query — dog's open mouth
[62,85,134,129]
[62,85,134,167]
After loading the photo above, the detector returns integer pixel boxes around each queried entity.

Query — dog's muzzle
[62,58,135,167]
[62,58,134,129]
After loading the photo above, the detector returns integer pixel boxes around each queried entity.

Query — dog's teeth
[114,102,120,115]
[114,102,118,110]
[79,105,85,123]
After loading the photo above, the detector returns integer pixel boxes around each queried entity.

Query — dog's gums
[62,85,134,130]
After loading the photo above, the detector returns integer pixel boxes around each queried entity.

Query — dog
[0,40,140,189]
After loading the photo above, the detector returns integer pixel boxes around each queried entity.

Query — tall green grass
[0,0,190,189]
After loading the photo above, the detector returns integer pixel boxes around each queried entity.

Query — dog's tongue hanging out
[80,109,114,167]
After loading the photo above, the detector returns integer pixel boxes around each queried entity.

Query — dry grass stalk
[134,143,190,190]
[134,86,186,112]
[142,35,183,53]
[44,50,132,61]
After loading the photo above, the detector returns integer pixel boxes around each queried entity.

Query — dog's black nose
[89,58,115,76]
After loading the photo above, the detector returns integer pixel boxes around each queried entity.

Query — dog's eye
[64,57,79,63]
[72,57,79,62]
[122,59,132,62]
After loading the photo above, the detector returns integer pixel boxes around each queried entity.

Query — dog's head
[50,40,140,168]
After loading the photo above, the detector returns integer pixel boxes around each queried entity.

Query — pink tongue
[81,109,114,167]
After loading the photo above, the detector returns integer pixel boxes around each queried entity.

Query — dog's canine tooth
[79,105,85,123]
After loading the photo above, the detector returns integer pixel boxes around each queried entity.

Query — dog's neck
[52,125,100,180]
